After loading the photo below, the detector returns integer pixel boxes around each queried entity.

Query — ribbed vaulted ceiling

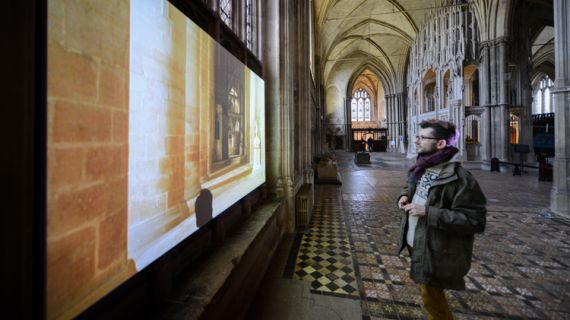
[314,0,439,93]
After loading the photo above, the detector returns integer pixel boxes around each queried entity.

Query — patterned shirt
[407,166,443,247]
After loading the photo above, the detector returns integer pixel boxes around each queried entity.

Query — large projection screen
[47,1,265,318]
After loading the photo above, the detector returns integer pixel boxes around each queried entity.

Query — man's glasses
[415,135,440,141]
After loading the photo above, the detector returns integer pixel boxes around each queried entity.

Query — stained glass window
[220,0,233,29]
[350,88,371,122]
[245,0,255,52]
[351,99,357,121]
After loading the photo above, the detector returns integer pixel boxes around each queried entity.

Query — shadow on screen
[196,189,213,228]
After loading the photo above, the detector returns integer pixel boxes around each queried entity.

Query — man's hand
[402,203,426,217]
[398,196,409,209]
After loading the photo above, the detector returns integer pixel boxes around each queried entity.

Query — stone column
[345,98,351,151]
[551,0,570,218]
[396,94,401,144]
[497,39,509,161]
[386,94,392,142]
[396,93,406,152]
[388,94,397,146]
[480,43,492,160]
[489,41,500,159]
[264,0,295,231]
[297,0,313,183]
[401,93,407,149]
[388,94,395,140]
[392,94,398,145]
[395,94,399,134]
[390,95,395,143]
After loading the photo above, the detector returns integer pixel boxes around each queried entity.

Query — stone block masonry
[47,0,130,319]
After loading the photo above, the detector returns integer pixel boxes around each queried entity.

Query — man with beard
[397,119,487,320]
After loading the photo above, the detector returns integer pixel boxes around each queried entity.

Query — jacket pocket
[428,230,453,253]
[429,235,472,280]
[430,250,469,280]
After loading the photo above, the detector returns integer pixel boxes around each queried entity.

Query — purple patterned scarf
[408,147,459,183]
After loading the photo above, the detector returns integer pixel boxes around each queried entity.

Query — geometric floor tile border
[285,186,359,298]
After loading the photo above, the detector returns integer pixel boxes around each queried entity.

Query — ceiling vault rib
[385,0,418,33]
[323,19,414,64]
[319,0,437,99]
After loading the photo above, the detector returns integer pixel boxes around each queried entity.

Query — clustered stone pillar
[497,39,509,161]
[386,94,394,145]
[480,37,511,162]
[489,38,501,160]
[396,93,406,152]
[551,0,570,218]
[480,42,492,161]
[385,93,406,152]
[345,98,352,151]
[264,0,295,231]
[295,0,313,183]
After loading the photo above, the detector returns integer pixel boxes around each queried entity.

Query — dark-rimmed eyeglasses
[415,135,439,141]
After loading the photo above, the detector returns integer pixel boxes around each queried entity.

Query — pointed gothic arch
[464,64,479,107]
[422,69,436,113]
[343,64,388,151]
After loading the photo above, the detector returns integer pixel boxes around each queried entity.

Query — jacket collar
[428,153,461,187]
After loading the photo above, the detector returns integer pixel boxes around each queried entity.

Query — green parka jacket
[397,159,487,290]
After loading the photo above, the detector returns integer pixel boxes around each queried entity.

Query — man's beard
[418,148,437,156]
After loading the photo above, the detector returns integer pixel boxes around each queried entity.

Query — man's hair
[419,119,458,145]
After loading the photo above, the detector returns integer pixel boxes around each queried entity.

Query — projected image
[47,1,265,318]
[127,2,265,270]
[127,7,265,270]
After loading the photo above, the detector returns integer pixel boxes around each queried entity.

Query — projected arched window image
[227,86,242,158]
[213,44,246,167]
[214,87,243,161]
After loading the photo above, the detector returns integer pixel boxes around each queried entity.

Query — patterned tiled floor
[284,152,570,319]
[289,189,359,298]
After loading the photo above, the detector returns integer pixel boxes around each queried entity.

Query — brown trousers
[420,284,454,320]
[407,246,454,319]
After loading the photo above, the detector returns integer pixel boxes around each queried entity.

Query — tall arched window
[357,96,364,121]
[351,99,357,121]
[534,90,543,115]
[202,0,261,58]
[465,114,480,144]
[351,88,371,122]
[510,114,520,145]
[364,99,371,121]
[544,87,551,113]
[220,0,233,29]
[245,0,257,53]
[424,83,436,113]
[533,76,554,114]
